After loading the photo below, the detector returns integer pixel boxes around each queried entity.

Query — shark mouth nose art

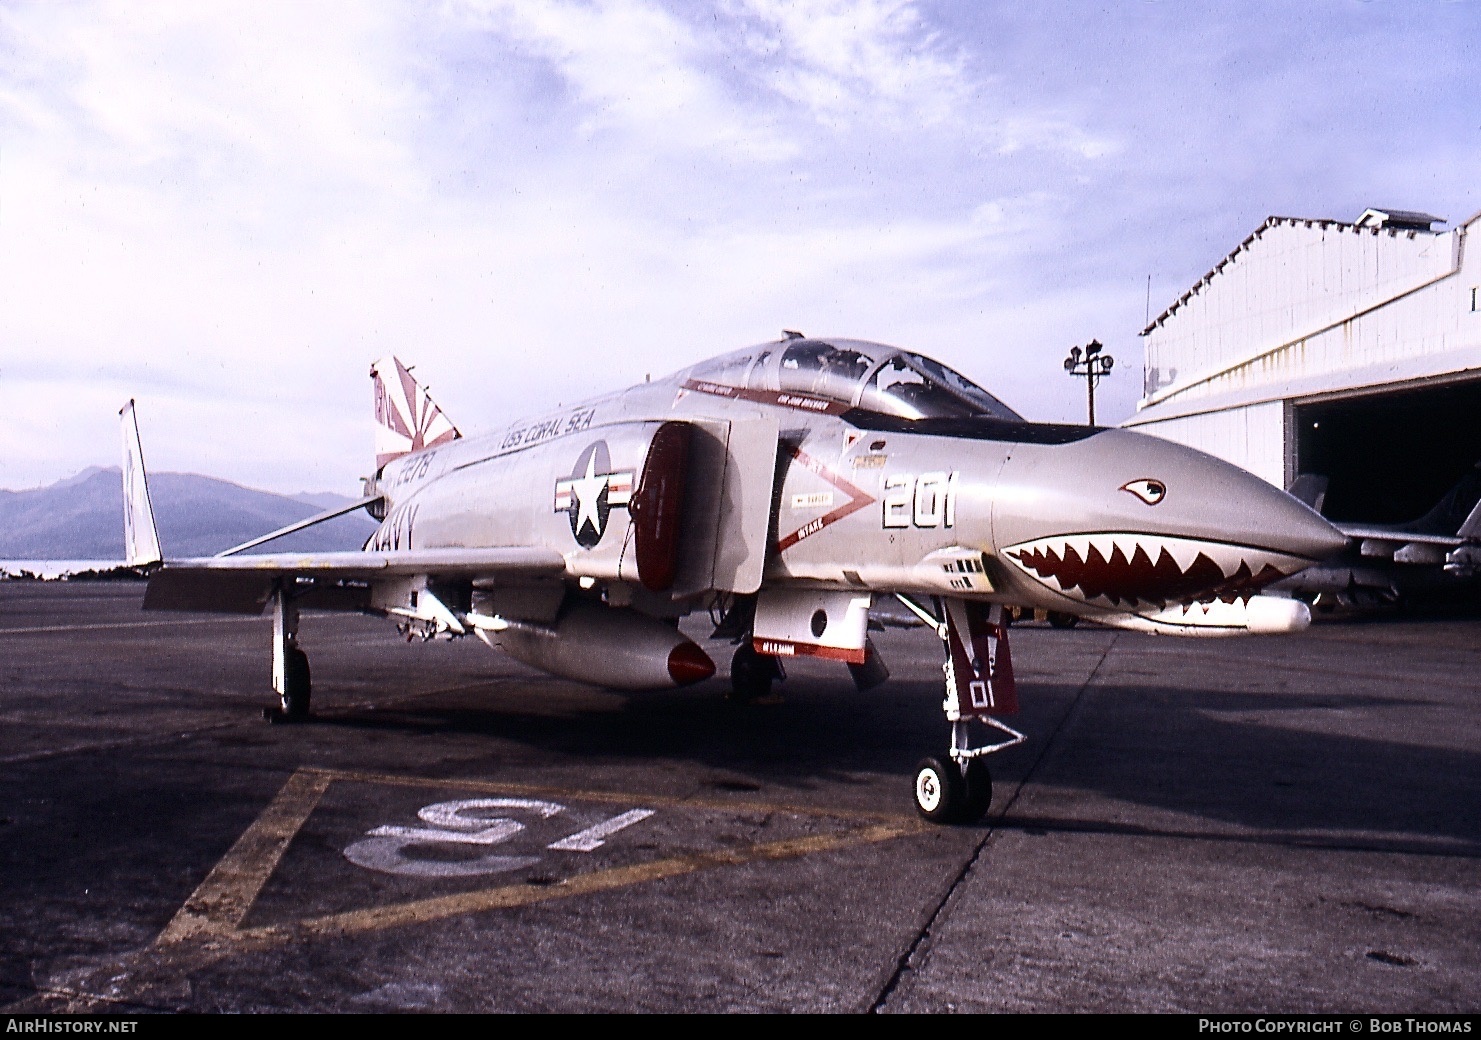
[1005,534,1302,609]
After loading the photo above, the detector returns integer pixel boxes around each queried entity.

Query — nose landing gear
[897,595,1024,824]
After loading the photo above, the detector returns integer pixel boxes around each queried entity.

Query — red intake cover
[630,421,691,591]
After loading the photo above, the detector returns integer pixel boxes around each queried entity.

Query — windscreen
[859,353,1022,421]
[689,340,1022,422]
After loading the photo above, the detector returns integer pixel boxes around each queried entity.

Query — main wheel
[280,647,312,721]
[912,755,964,823]
[959,758,993,823]
[728,643,777,704]
[1047,611,1079,629]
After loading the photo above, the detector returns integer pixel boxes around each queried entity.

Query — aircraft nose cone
[993,429,1347,609]
[1255,486,1348,562]
[1145,440,1346,563]
[1040,429,1346,560]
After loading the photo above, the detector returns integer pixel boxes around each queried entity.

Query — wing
[143,547,567,613]
[1334,526,1462,546]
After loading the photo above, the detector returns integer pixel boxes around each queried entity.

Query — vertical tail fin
[1287,473,1329,515]
[119,399,162,567]
[1413,461,1481,537]
[370,357,461,469]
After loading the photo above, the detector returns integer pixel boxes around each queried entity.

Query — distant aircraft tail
[370,357,461,470]
[1287,473,1328,514]
[1292,464,1481,539]
[119,399,162,567]
[1410,461,1481,537]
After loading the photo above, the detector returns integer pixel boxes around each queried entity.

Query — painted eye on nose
[1121,478,1167,506]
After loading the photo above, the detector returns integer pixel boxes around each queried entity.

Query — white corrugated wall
[1131,402,1286,488]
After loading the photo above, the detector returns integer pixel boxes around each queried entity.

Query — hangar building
[1125,207,1481,524]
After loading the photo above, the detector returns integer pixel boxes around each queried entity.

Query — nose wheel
[912,755,993,824]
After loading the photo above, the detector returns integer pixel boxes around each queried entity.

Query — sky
[2,0,1477,495]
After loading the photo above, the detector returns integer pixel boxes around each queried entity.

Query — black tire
[1047,611,1079,629]
[728,643,776,704]
[912,755,963,824]
[280,647,312,721]
[959,758,992,823]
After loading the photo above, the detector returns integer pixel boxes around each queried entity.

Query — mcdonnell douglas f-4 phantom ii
[120,333,1345,823]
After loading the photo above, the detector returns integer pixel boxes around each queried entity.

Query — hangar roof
[1142,208,1449,335]
[1133,206,1481,422]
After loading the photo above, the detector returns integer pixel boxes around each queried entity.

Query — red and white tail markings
[371,357,461,468]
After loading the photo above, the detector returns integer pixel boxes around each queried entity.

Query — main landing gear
[728,642,784,705]
[710,597,786,705]
[264,581,312,723]
[896,595,1026,825]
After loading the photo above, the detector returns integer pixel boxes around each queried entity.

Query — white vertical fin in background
[370,356,461,469]
[119,399,162,567]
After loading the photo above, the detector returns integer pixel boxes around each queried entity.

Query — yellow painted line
[157,769,333,945]
[243,822,912,943]
[0,616,264,636]
[309,765,917,825]
[10,767,923,1012]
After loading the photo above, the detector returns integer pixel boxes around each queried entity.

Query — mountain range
[0,467,379,560]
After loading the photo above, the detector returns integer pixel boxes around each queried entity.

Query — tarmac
[0,582,1476,1013]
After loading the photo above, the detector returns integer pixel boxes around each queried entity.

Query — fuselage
[364,337,1345,628]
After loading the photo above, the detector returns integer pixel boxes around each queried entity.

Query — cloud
[736,0,967,129]
[0,1,1474,496]
[1,1,418,192]
[456,0,794,159]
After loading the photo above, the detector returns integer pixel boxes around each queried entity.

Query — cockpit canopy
[688,337,1023,422]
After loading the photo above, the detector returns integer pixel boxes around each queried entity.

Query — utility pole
[1063,339,1113,425]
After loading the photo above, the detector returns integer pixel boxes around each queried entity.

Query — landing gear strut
[265,581,312,723]
[898,595,1024,824]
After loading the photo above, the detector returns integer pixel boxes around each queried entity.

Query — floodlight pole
[1063,339,1113,425]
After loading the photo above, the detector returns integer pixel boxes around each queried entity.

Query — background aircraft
[120,334,1345,823]
[1274,466,1481,609]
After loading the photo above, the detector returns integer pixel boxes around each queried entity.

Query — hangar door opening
[1294,379,1481,525]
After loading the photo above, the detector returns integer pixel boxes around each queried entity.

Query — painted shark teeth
[1003,533,1300,609]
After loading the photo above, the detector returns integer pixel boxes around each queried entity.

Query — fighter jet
[120,334,1345,823]
[1273,466,1481,608]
